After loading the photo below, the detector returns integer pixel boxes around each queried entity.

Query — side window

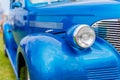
[19,0,25,7]
[16,0,25,7]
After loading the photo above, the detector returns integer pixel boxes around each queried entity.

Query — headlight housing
[67,24,96,49]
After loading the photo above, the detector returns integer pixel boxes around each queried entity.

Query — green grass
[0,33,16,80]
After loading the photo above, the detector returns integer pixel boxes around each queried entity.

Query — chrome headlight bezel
[67,24,96,49]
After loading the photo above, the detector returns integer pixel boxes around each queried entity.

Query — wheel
[20,65,30,80]
[3,29,8,57]
[4,45,8,57]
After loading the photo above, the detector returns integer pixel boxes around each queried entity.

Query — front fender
[18,33,120,80]
[3,23,13,48]
[3,23,17,51]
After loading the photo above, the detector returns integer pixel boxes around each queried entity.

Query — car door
[11,0,28,46]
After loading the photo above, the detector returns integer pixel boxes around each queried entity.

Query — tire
[3,28,8,57]
[20,65,30,80]
[4,45,8,57]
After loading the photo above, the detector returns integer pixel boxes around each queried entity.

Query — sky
[0,0,10,15]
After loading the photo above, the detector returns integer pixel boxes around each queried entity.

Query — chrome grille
[87,67,120,80]
[92,19,120,52]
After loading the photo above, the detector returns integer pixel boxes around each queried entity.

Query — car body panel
[3,23,18,77]
[19,33,120,80]
[3,0,120,79]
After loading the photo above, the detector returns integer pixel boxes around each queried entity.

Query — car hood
[29,0,120,24]
[28,0,120,31]
[29,0,119,15]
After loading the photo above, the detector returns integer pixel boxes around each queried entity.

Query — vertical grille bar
[92,19,120,53]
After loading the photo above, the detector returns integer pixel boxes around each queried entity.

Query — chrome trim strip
[29,21,63,29]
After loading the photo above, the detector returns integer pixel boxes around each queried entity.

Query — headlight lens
[73,25,95,48]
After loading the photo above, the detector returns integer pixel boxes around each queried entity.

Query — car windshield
[30,0,62,4]
[30,0,110,4]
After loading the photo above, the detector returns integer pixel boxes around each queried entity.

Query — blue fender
[3,23,19,77]
[3,23,17,50]
[3,23,13,48]
[18,33,120,80]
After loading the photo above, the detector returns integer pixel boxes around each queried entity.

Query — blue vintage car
[3,0,120,80]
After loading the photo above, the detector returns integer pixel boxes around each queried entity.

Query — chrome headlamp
[67,24,96,49]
